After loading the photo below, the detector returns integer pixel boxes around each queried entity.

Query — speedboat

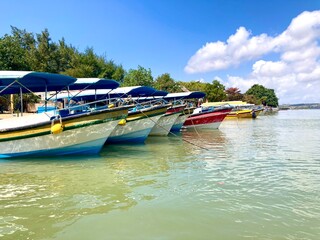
[225,108,263,119]
[183,105,232,129]
[202,101,263,119]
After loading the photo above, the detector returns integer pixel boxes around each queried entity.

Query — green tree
[154,73,179,92]
[112,65,126,82]
[0,26,129,112]
[178,81,206,92]
[0,27,34,70]
[63,47,104,78]
[99,60,125,82]
[242,94,260,105]
[245,84,278,107]
[122,65,154,87]
[178,80,227,101]
[29,28,60,72]
[99,60,117,79]
[55,38,78,73]
[205,80,227,102]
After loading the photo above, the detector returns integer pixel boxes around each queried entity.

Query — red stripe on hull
[166,105,186,114]
[183,109,231,127]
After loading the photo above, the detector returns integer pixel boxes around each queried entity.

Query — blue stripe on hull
[170,123,184,132]
[0,138,106,159]
[107,128,151,144]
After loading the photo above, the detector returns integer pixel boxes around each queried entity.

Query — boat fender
[118,119,126,126]
[108,104,115,108]
[51,115,64,134]
[252,111,256,118]
[51,123,64,134]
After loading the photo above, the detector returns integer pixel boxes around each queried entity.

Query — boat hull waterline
[149,112,181,136]
[0,120,119,158]
[107,114,163,143]
[171,114,189,132]
[0,109,128,158]
[107,105,168,143]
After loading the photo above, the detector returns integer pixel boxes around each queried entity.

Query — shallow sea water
[1,109,320,240]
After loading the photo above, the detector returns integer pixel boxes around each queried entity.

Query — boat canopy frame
[0,71,77,115]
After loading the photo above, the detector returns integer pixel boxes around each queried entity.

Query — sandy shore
[0,112,37,120]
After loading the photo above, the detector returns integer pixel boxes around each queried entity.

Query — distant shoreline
[279,103,320,110]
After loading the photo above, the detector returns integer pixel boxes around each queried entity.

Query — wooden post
[20,87,23,116]
[10,94,14,114]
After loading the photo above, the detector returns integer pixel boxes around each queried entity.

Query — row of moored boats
[0,71,264,158]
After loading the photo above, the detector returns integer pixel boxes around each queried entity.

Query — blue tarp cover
[0,71,76,94]
[164,91,206,100]
[68,78,119,90]
[55,86,166,101]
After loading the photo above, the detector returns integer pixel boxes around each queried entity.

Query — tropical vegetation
[0,26,279,112]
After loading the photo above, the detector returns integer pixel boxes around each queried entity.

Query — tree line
[0,26,278,112]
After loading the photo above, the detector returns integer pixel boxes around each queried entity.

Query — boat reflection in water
[181,128,228,157]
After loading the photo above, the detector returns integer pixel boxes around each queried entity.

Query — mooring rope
[133,102,210,151]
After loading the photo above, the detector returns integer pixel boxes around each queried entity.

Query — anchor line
[132,101,209,151]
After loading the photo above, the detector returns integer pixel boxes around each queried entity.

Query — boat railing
[51,97,126,117]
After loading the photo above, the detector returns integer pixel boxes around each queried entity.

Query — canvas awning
[55,86,167,102]
[68,78,119,90]
[164,91,206,100]
[0,71,76,94]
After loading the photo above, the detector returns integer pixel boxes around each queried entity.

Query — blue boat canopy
[68,78,119,90]
[164,91,206,100]
[150,90,168,97]
[0,71,76,94]
[109,86,160,97]
[55,86,166,102]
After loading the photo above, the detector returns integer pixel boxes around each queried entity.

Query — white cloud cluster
[184,26,275,73]
[185,10,320,103]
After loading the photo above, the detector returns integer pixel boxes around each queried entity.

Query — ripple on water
[0,110,320,239]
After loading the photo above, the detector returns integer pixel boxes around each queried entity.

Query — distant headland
[279,103,320,110]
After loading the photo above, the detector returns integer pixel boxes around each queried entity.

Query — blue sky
[1,0,320,104]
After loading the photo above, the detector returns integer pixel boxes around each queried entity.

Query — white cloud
[184,26,275,73]
[185,10,320,103]
[252,60,289,77]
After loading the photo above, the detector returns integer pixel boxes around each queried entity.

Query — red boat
[183,106,232,129]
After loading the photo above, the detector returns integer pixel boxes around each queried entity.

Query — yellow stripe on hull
[225,109,263,119]
[126,107,167,122]
[0,108,128,141]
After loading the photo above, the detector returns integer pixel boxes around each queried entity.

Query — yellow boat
[225,108,263,119]
[202,101,264,119]
[202,101,248,107]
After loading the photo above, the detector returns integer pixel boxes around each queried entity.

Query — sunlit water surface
[1,110,320,240]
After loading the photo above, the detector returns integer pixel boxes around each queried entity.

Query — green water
[1,110,320,240]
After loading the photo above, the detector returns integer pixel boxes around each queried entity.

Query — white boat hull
[149,113,180,136]
[107,115,162,143]
[0,120,119,158]
[171,114,189,132]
